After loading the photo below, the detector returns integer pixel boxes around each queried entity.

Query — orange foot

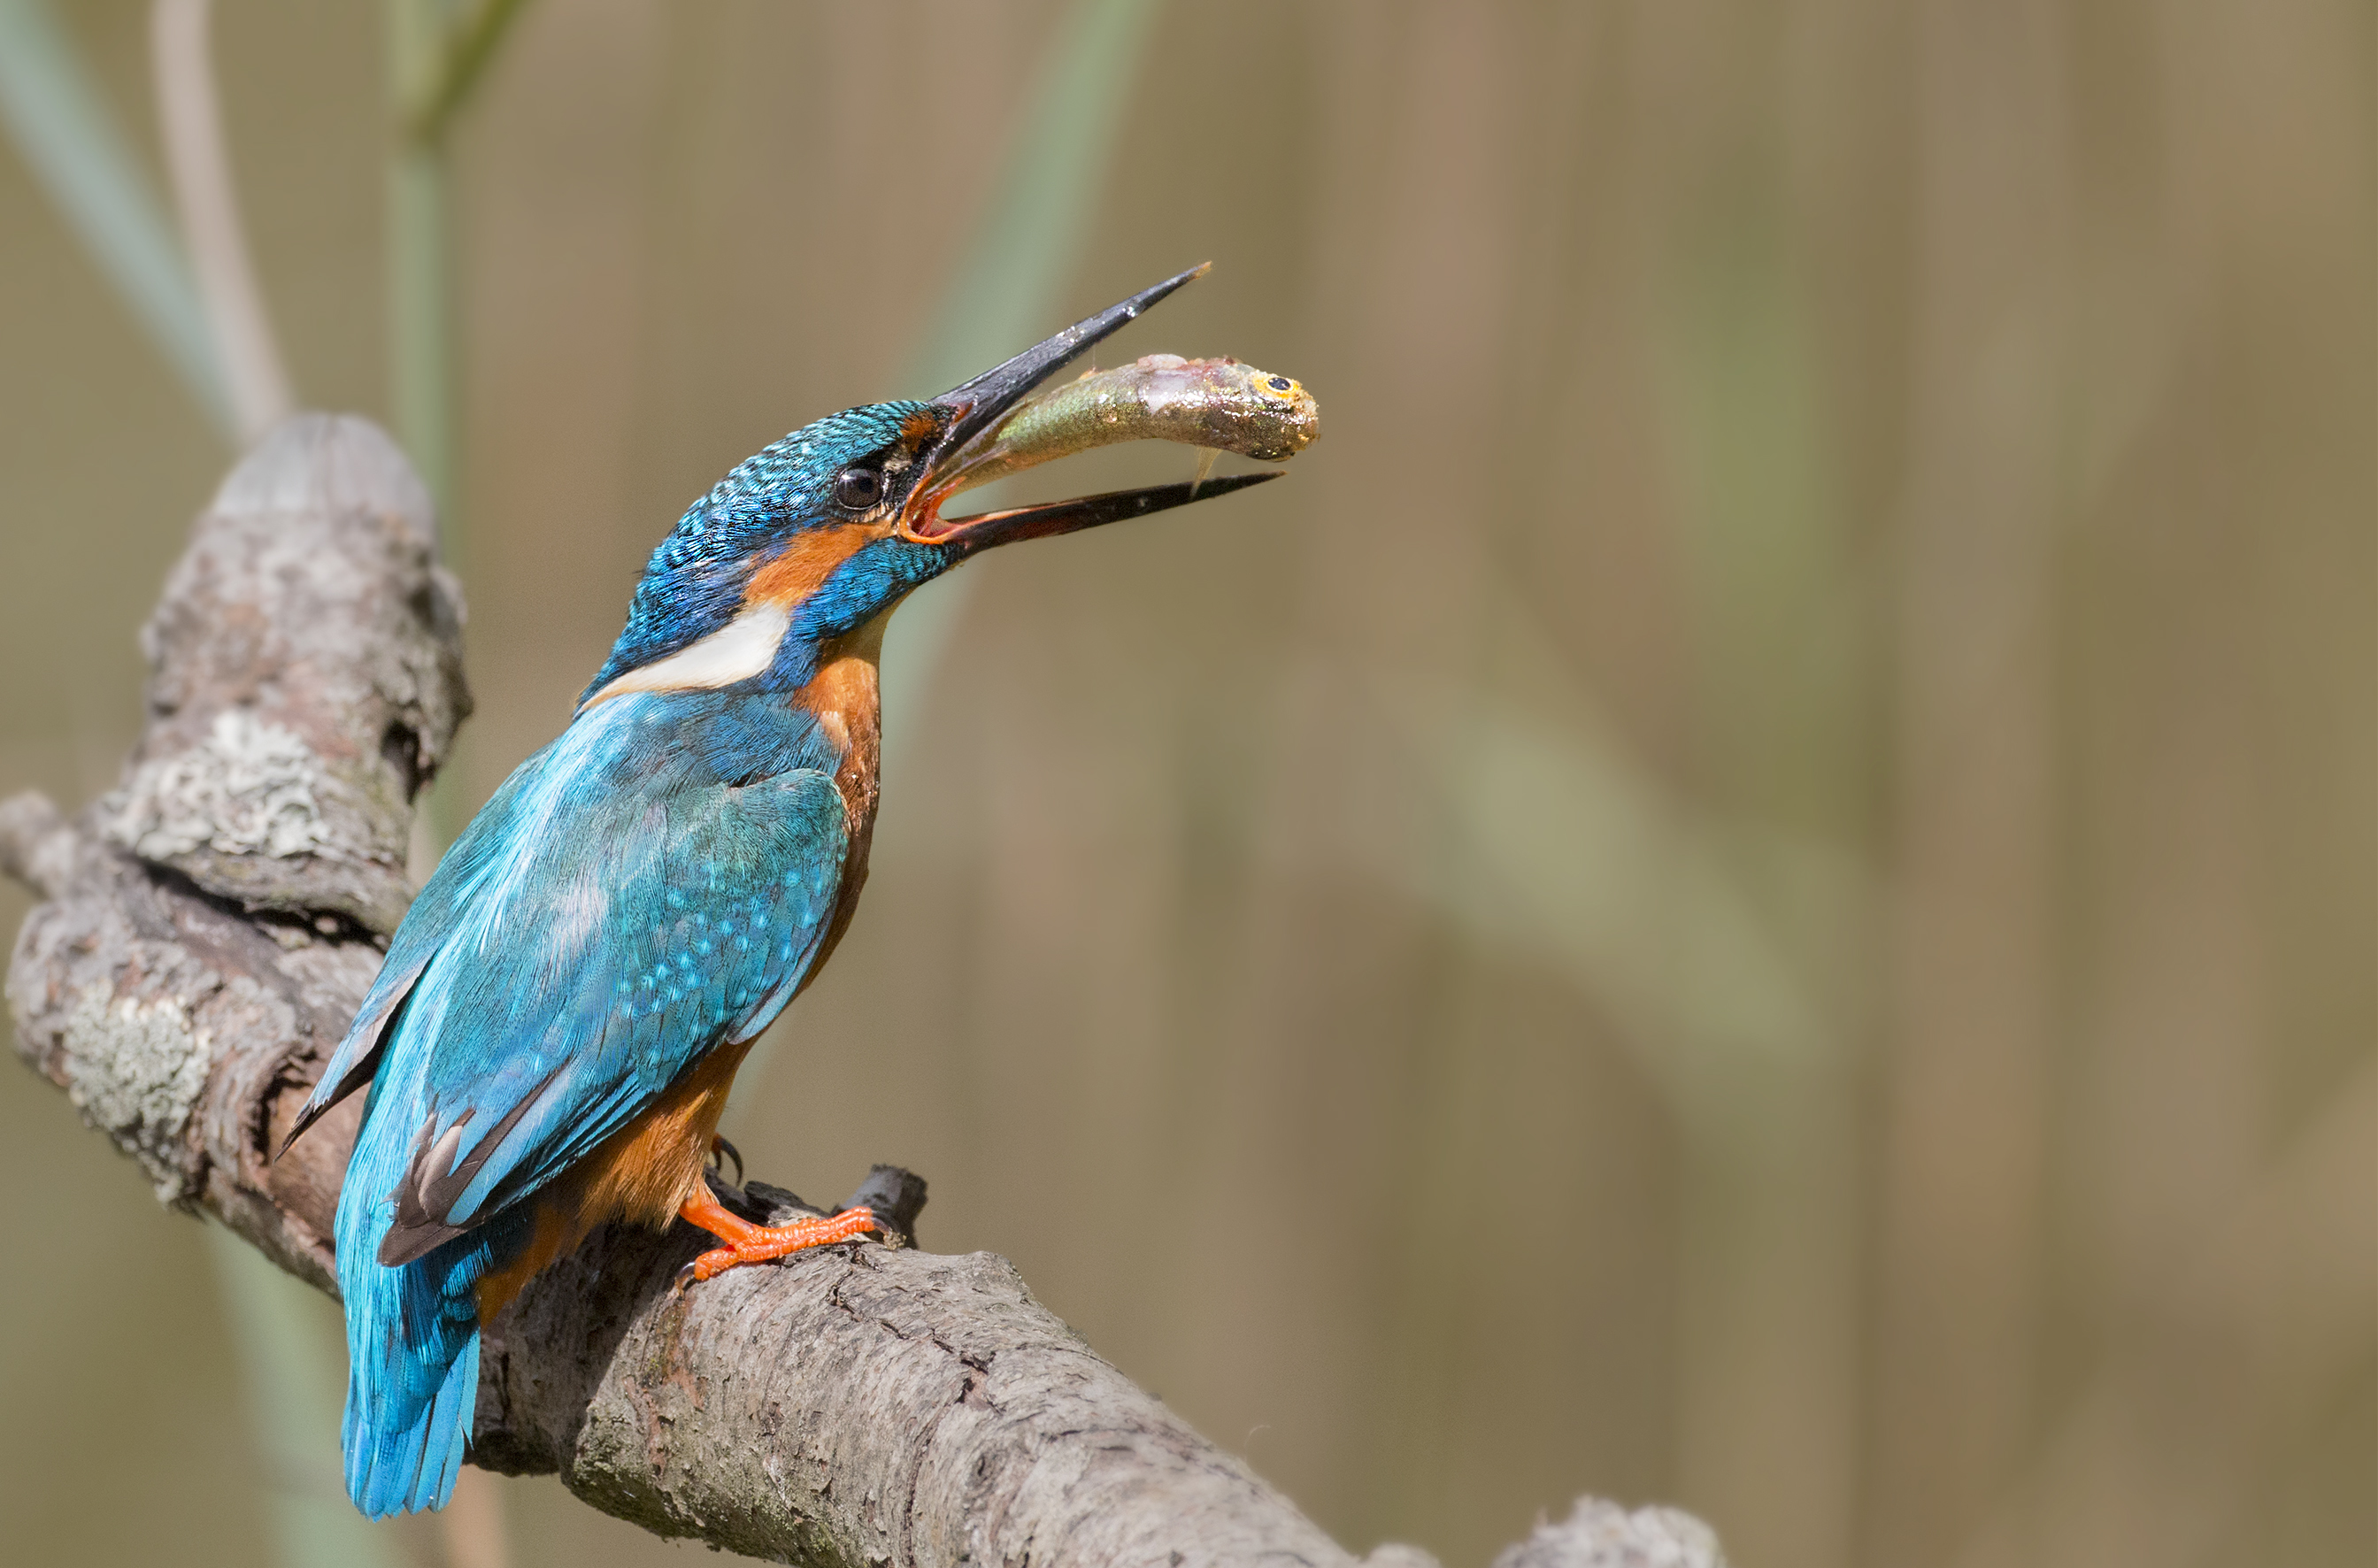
[675,1185,874,1287]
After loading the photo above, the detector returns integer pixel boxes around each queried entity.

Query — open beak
[897,263,1280,553]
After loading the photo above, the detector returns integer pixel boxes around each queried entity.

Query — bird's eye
[834,466,883,511]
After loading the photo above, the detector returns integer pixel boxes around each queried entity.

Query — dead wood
[2,413,1720,1568]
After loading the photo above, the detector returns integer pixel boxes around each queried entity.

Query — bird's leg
[675,1187,874,1287]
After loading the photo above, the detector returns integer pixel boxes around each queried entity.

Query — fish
[940,353,1320,494]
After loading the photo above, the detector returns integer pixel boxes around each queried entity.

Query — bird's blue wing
[305,695,850,1264]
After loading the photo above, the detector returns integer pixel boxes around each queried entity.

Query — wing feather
[281,952,431,1155]
[341,696,851,1260]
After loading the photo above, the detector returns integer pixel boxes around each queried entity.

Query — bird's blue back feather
[328,687,853,1515]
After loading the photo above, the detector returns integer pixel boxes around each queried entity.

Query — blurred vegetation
[0,4,2368,1568]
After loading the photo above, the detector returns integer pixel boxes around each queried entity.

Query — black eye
[834,466,882,511]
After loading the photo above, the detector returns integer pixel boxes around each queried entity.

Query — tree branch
[3,414,1722,1568]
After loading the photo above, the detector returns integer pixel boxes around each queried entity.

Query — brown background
[1,4,2369,1567]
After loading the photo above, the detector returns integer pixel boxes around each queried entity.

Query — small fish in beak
[938,354,1321,496]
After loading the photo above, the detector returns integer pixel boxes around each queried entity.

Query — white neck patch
[579,600,792,711]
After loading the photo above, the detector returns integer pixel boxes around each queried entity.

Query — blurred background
[0,3,2369,1566]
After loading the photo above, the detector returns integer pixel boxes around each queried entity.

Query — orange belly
[472,1038,753,1322]
[470,619,886,1324]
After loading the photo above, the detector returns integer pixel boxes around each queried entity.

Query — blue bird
[281,267,1277,1518]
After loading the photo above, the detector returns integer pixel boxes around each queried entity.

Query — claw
[707,1134,743,1186]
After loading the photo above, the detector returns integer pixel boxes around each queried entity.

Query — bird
[281,266,1276,1518]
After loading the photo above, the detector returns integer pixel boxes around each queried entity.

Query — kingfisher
[281,266,1277,1518]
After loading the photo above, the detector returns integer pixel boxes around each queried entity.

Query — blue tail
[342,1292,479,1518]
[336,1082,526,1518]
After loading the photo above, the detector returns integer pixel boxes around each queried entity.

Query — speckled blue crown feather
[584,403,930,701]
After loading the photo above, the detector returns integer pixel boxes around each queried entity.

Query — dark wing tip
[274,1103,325,1162]
[276,953,434,1162]
[378,1216,469,1268]
[376,1064,570,1265]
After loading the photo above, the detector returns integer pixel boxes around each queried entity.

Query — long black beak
[927,263,1208,458]
[903,263,1280,551]
[914,472,1279,555]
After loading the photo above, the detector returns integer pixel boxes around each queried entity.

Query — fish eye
[833,466,883,511]
[1259,375,1298,399]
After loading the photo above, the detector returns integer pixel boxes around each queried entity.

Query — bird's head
[581,265,1272,710]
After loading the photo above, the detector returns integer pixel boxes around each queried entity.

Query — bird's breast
[790,615,886,844]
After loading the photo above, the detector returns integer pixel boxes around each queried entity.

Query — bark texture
[3,413,1721,1568]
